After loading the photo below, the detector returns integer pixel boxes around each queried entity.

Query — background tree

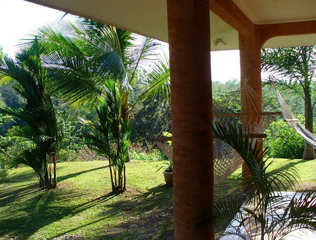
[0,39,63,188]
[261,46,316,160]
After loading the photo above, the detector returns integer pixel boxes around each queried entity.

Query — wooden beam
[152,134,267,142]
[152,137,172,142]
[214,111,282,117]
[259,20,316,47]
[209,0,254,36]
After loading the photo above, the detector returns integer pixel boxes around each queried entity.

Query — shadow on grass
[0,168,37,183]
[0,186,118,240]
[94,184,174,240]
[45,184,174,240]
[58,165,108,183]
[268,160,300,176]
[0,169,8,181]
[1,172,239,239]
[0,163,114,240]
[1,159,302,240]
[0,182,40,203]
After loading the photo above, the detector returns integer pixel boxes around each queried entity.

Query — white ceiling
[233,0,316,24]
[25,0,316,51]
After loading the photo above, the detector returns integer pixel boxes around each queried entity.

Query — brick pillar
[167,0,214,239]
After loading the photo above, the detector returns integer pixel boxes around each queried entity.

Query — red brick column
[167,0,214,239]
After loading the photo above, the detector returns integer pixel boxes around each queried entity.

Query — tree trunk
[121,94,131,162]
[302,82,315,160]
[44,168,51,188]
[303,143,315,160]
[53,150,57,187]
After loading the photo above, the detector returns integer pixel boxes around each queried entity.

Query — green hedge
[264,119,305,159]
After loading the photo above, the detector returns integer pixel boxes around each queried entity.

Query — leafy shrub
[57,149,79,162]
[264,119,305,159]
[78,146,106,161]
[129,147,167,161]
[57,146,107,162]
[0,128,33,169]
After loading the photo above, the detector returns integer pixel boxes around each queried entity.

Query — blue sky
[0,0,240,82]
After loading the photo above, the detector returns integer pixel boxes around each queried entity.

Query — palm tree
[34,17,170,160]
[0,39,63,188]
[261,46,316,160]
[197,120,316,239]
[79,81,132,193]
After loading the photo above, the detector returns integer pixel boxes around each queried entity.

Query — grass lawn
[0,158,315,240]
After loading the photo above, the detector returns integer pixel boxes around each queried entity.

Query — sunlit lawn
[0,158,315,239]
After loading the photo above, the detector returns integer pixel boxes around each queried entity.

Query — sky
[0,0,241,83]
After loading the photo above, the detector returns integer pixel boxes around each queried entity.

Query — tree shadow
[0,163,117,239]
[268,160,301,176]
[0,163,172,239]
[35,184,174,240]
[7,160,299,240]
[0,182,40,203]
[57,165,108,183]
[0,168,37,183]
[0,170,8,181]
[0,186,117,239]
[93,184,174,239]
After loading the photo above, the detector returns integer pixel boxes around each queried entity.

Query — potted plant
[157,159,173,186]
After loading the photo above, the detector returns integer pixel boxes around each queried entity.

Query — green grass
[268,158,316,186]
[0,160,173,240]
[0,158,315,240]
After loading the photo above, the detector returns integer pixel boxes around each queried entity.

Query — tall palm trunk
[108,156,115,191]
[121,93,131,162]
[53,150,57,187]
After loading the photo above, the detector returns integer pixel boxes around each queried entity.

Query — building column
[239,27,263,179]
[167,0,214,239]
[239,27,262,116]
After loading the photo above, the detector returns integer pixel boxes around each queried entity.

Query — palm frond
[132,57,170,109]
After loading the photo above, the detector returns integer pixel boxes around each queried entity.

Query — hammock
[153,79,281,184]
[275,89,316,149]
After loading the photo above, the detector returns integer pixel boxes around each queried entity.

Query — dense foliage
[0,39,63,188]
[264,119,305,159]
[212,79,308,159]
[262,46,316,159]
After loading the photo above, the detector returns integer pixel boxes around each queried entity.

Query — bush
[129,144,167,161]
[78,146,106,161]
[57,149,79,162]
[0,130,33,169]
[264,119,305,159]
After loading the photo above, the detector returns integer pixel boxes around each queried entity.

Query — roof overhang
[24,0,316,51]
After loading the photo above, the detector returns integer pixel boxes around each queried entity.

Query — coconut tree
[197,120,316,239]
[33,18,170,161]
[0,38,63,188]
[36,18,169,115]
[261,46,316,160]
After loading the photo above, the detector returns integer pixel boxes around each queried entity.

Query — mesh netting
[153,80,280,184]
